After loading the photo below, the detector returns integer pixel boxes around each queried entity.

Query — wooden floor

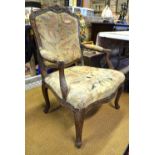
[26,87,129,155]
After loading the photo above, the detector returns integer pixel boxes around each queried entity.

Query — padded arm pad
[82,43,111,53]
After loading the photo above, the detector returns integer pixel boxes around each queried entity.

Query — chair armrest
[81,43,111,52]
[81,43,114,69]
[38,49,69,99]
[57,61,68,100]
[40,56,69,100]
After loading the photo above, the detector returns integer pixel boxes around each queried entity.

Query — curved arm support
[104,50,114,69]
[57,61,69,100]
[81,43,114,69]
[81,43,111,52]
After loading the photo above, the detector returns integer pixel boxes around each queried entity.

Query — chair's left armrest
[40,57,69,100]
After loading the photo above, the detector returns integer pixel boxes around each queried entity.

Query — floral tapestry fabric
[45,66,125,109]
[35,11,81,64]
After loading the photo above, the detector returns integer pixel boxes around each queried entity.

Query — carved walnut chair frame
[30,5,124,148]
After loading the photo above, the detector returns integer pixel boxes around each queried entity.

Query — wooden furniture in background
[91,23,115,43]
[96,31,129,91]
[96,31,129,69]
[91,22,129,43]
[83,50,105,67]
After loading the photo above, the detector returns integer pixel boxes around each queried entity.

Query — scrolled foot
[75,141,82,148]
[43,105,50,113]
[115,104,120,110]
[42,83,51,113]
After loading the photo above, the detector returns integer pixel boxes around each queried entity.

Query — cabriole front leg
[42,82,50,113]
[74,109,85,148]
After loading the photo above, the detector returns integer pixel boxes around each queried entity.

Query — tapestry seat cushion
[45,66,125,109]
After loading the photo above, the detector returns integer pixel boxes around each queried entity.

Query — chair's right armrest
[81,43,111,53]
[81,43,114,69]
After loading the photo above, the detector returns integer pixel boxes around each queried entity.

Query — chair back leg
[115,84,124,109]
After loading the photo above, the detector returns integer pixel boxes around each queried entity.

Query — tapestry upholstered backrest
[30,6,82,65]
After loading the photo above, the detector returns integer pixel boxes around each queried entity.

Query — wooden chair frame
[30,5,124,148]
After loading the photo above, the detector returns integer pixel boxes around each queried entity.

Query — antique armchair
[30,5,125,148]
